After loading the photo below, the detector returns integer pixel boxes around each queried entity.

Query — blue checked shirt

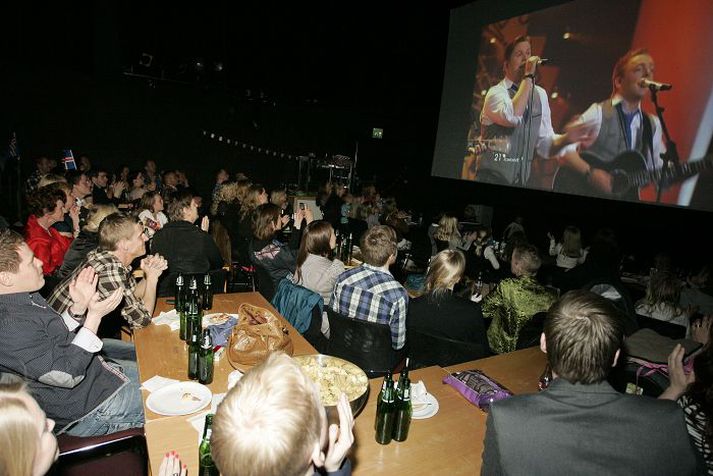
[331,263,409,350]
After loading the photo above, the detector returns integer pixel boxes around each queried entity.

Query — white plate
[146,381,212,416]
[202,313,239,328]
[412,393,439,419]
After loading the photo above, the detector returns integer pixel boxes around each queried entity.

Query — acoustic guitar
[551,150,713,200]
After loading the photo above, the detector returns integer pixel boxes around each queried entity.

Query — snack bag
[443,369,512,411]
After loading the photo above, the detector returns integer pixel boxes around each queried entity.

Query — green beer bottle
[198,329,214,385]
[188,328,200,380]
[374,371,396,445]
[186,277,202,340]
[374,372,393,430]
[176,274,187,341]
[199,414,219,476]
[393,359,412,442]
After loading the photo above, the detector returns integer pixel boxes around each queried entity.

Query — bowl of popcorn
[294,354,370,422]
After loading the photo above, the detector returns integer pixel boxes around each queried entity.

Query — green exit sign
[372,127,384,139]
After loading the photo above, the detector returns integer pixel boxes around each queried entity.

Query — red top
[24,214,73,275]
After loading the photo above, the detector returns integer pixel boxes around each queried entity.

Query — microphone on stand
[639,78,673,91]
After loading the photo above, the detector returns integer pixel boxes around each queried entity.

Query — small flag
[62,149,77,170]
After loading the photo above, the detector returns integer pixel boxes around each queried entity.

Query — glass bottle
[393,360,412,442]
[538,362,553,391]
[187,277,202,339]
[374,372,396,445]
[188,330,200,380]
[198,329,214,385]
[176,274,187,341]
[202,273,213,311]
[198,414,219,476]
[374,372,393,430]
[347,232,354,264]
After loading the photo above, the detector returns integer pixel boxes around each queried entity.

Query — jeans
[65,359,145,436]
[101,338,137,361]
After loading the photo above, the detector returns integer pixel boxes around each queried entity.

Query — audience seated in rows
[482,290,702,475]
[331,225,408,351]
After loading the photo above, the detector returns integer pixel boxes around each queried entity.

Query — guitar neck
[630,155,713,188]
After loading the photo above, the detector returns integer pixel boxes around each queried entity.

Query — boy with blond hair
[212,352,354,476]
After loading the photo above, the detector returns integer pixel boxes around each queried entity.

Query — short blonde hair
[424,249,465,298]
[212,352,322,476]
[0,381,38,476]
[98,212,139,251]
[84,204,119,233]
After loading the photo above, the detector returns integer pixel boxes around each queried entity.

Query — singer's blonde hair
[611,48,650,97]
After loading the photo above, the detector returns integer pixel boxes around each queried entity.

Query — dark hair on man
[503,35,531,63]
[0,229,25,273]
[98,212,140,251]
[65,170,86,187]
[545,290,624,385]
[295,221,334,283]
[251,203,281,241]
[611,47,650,97]
[89,167,109,178]
[166,190,194,222]
[26,188,65,217]
[360,225,397,267]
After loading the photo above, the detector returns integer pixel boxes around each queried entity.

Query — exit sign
[372,127,384,139]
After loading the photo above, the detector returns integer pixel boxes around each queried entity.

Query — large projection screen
[431,0,713,210]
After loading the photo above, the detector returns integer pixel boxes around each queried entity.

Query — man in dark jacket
[481,290,702,475]
[0,229,143,436]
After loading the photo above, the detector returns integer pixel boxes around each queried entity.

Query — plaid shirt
[48,249,152,329]
[331,263,408,350]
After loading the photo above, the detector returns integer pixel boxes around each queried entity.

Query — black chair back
[254,264,276,301]
[52,428,148,476]
[516,311,548,350]
[607,359,670,398]
[635,314,686,339]
[325,307,396,378]
[407,329,489,369]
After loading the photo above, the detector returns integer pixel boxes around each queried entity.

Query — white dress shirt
[481,78,562,159]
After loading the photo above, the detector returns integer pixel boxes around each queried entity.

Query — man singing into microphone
[466,35,574,185]
[556,48,666,198]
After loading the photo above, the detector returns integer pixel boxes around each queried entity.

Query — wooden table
[136,292,317,473]
[138,299,547,475]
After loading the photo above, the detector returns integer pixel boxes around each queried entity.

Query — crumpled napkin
[153,309,180,331]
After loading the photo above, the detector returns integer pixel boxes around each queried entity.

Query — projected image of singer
[465,36,573,186]
[553,49,666,200]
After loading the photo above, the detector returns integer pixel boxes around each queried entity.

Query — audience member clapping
[212,352,354,476]
[24,187,73,276]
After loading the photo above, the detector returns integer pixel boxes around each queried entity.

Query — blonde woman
[407,249,489,347]
[548,225,587,269]
[56,204,118,278]
[0,380,58,476]
[0,379,186,476]
[433,215,463,252]
[636,271,692,333]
